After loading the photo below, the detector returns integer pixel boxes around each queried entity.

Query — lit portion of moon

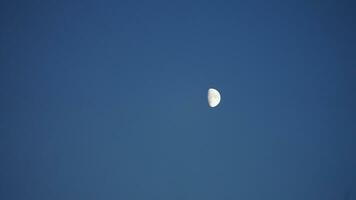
[207,88,221,107]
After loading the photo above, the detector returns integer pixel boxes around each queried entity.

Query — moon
[207,88,221,107]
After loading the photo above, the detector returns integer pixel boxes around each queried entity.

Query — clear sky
[1,0,355,199]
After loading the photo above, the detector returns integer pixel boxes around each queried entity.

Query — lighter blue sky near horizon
[0,0,355,199]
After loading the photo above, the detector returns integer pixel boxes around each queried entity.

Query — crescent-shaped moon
[207,88,221,107]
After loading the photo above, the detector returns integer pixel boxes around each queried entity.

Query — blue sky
[1,1,355,199]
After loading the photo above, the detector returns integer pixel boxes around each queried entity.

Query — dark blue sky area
[1,1,355,199]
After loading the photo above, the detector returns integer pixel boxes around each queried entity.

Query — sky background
[0,0,355,199]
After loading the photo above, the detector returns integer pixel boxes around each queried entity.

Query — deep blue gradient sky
[1,1,355,199]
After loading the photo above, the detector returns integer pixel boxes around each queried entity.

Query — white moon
[207,88,221,107]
